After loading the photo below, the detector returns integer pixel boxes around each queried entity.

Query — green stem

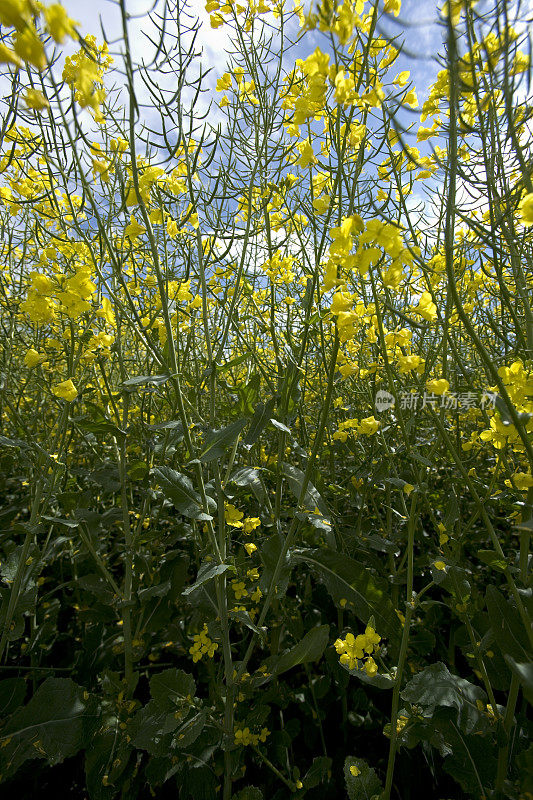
[251,746,297,792]
[495,673,520,790]
[383,493,417,800]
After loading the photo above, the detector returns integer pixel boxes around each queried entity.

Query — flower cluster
[333,415,380,442]
[234,725,270,746]
[62,35,113,122]
[334,625,381,676]
[189,624,218,663]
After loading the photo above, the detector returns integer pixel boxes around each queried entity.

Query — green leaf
[229,608,267,642]
[85,731,131,800]
[243,399,276,447]
[77,574,116,603]
[495,394,532,426]
[199,419,247,462]
[152,466,213,519]
[293,549,402,651]
[41,515,79,528]
[75,417,127,442]
[230,466,267,506]
[281,463,330,519]
[344,756,382,800]
[174,710,206,748]
[504,655,533,695]
[259,536,292,600]
[237,374,260,416]
[216,353,249,373]
[343,662,395,689]
[146,419,183,432]
[127,459,148,480]
[477,550,507,572]
[257,625,329,684]
[269,418,291,434]
[432,564,471,602]
[486,586,531,663]
[0,434,31,450]
[401,662,486,734]
[0,678,96,779]
[149,669,196,712]
[303,756,332,789]
[128,701,178,756]
[183,562,236,597]
[410,450,433,466]
[121,374,173,390]
[233,787,263,800]
[180,762,218,799]
[0,678,26,716]
[437,707,496,797]
[152,466,201,506]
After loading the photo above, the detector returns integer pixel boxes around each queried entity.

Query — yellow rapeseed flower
[52,379,78,402]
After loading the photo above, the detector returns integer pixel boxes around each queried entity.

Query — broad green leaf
[152,466,214,519]
[146,419,183,431]
[234,787,263,800]
[41,515,79,528]
[486,586,531,663]
[127,459,148,479]
[0,678,96,779]
[75,417,126,442]
[152,466,201,506]
[0,435,31,450]
[257,625,330,684]
[344,756,382,800]
[361,534,399,554]
[230,466,267,505]
[436,707,496,797]
[259,536,292,600]
[504,655,533,697]
[199,419,247,462]
[343,661,395,689]
[495,394,532,426]
[85,731,131,800]
[183,562,236,597]
[432,564,471,602]
[243,398,276,447]
[150,669,196,712]
[0,542,41,642]
[477,550,507,572]
[281,463,330,518]
[0,678,26,716]
[179,761,218,798]
[229,608,267,642]
[293,549,401,651]
[128,701,178,756]
[77,574,116,603]
[401,662,486,734]
[237,374,260,416]
[303,756,332,789]
[174,710,206,748]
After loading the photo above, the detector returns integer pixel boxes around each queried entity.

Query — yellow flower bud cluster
[62,35,113,123]
[189,623,218,663]
[234,725,270,746]
[334,625,381,676]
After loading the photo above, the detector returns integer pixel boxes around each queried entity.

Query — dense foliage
[0,0,532,797]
